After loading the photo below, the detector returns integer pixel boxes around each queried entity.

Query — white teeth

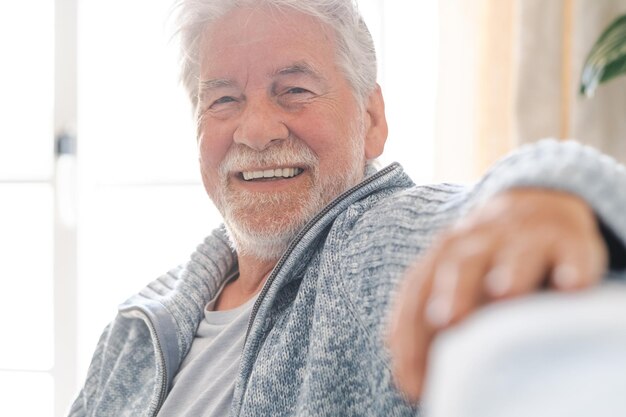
[241,167,303,181]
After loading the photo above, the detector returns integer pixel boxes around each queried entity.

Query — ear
[363,83,388,160]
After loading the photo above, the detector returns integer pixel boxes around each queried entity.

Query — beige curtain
[435,0,626,182]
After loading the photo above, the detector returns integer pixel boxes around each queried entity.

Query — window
[361,1,440,184]
[0,1,56,416]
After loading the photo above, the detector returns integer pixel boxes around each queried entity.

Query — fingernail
[486,268,511,297]
[554,264,579,289]
[426,295,452,328]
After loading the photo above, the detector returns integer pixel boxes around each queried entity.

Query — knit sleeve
[466,139,626,265]
[67,389,86,417]
[66,323,112,416]
[334,182,468,354]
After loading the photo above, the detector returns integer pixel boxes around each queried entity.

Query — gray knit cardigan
[69,140,626,417]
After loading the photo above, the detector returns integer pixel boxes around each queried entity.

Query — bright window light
[78,0,198,184]
[0,371,54,417]
[0,186,54,371]
[0,1,54,180]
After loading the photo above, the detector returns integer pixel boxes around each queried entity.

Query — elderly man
[70,1,626,416]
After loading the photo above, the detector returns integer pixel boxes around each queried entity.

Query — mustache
[219,139,319,176]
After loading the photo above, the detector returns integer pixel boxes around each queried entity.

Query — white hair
[173,0,378,114]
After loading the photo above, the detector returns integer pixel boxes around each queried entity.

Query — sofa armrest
[424,281,626,417]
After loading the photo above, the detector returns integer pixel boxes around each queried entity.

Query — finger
[551,236,607,290]
[425,237,494,328]
[485,238,552,299]
[387,254,437,403]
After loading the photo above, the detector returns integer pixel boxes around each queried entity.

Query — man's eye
[211,96,236,106]
[285,87,310,95]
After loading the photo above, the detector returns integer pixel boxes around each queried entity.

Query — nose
[233,98,289,151]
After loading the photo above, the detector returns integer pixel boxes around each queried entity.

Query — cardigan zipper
[243,162,400,344]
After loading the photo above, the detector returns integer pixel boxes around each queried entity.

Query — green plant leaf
[580,14,626,97]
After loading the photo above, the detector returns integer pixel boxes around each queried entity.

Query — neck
[237,253,277,293]
[213,253,278,311]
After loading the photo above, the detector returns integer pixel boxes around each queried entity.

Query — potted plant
[580,14,626,97]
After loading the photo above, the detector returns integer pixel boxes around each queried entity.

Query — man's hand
[386,189,608,402]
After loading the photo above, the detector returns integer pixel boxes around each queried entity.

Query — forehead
[199,6,338,80]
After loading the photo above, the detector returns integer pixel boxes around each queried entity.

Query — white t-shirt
[156,276,257,417]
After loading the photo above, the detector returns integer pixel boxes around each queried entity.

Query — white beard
[211,123,366,261]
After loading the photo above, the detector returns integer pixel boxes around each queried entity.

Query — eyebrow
[271,62,325,82]
[199,78,236,94]
[198,62,326,95]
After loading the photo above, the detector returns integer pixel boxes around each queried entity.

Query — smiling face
[197,5,386,260]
